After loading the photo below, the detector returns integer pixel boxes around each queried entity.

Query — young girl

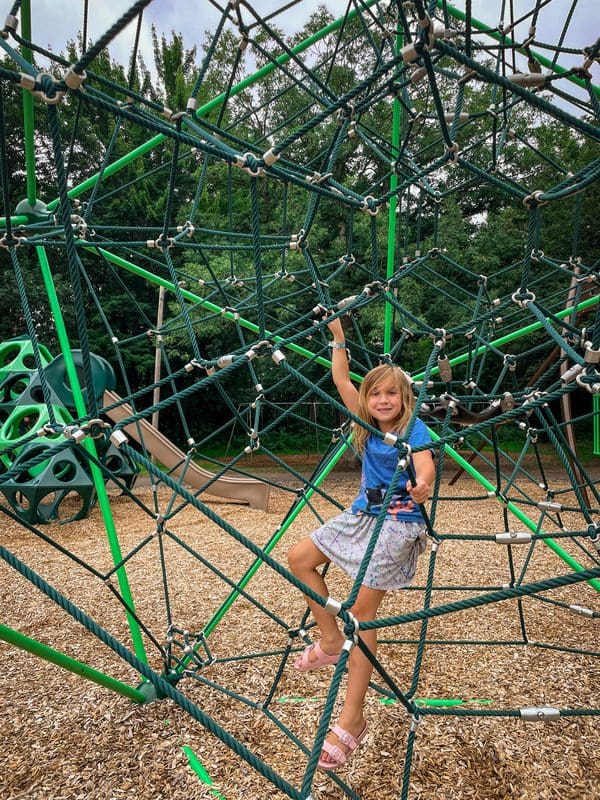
[287,317,435,771]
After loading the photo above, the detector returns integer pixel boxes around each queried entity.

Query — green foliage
[1,14,597,456]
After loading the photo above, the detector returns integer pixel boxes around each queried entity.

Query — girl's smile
[367,384,403,431]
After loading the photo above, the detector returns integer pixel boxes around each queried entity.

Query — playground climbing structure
[0,1,599,798]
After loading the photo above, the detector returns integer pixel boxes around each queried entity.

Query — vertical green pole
[13,2,148,675]
[383,24,403,354]
[36,246,148,666]
[19,0,38,207]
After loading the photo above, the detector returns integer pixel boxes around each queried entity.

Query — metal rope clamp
[245,430,260,452]
[396,443,411,468]
[63,419,110,443]
[305,171,332,185]
[262,148,280,167]
[71,214,88,238]
[32,72,65,105]
[81,419,111,439]
[362,280,384,296]
[110,429,128,448]
[576,370,600,395]
[437,354,452,382]
[433,327,448,349]
[245,340,272,360]
[39,422,61,437]
[584,341,600,365]
[530,248,544,263]
[2,13,18,37]
[342,610,360,646]
[511,289,536,308]
[62,425,86,444]
[495,531,532,545]
[239,152,265,177]
[401,40,422,65]
[176,221,195,238]
[360,195,379,215]
[64,65,87,91]
[147,234,174,250]
[217,354,235,369]
[523,190,547,208]
[0,234,26,250]
[520,707,560,721]
[336,103,355,122]
[290,229,307,250]
[445,141,460,163]
[410,713,422,733]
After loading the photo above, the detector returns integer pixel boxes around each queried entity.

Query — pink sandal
[318,722,369,771]
[294,641,340,672]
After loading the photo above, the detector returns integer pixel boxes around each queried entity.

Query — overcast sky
[28,1,350,66]
[19,0,599,89]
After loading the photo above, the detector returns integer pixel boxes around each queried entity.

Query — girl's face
[366,379,403,431]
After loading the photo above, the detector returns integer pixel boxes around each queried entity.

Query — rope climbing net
[0,1,599,798]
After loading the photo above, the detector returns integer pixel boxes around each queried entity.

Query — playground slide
[102,390,270,510]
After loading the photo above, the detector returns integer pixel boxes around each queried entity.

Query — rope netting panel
[0,1,599,798]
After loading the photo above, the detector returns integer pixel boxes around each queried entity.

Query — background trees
[1,6,597,451]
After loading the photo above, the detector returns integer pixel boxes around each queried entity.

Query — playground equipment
[0,339,268,519]
[0,2,599,799]
[103,389,270,510]
[0,340,139,522]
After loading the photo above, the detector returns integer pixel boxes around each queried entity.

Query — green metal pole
[46,0,381,212]
[412,292,600,380]
[182,746,227,798]
[595,395,600,456]
[429,430,600,593]
[19,0,37,206]
[203,437,350,639]
[438,0,600,98]
[0,623,146,702]
[0,214,30,227]
[36,246,148,666]
[383,24,403,354]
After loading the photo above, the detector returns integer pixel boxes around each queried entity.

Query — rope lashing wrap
[234,151,266,177]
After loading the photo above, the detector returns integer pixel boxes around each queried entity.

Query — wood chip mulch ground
[1,462,598,800]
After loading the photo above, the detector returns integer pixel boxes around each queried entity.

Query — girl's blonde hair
[353,364,415,453]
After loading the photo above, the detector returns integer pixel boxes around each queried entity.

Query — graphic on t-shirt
[365,484,415,516]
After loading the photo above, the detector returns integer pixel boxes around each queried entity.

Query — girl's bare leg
[287,537,344,657]
[319,585,386,765]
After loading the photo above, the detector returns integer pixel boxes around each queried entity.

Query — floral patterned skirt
[311,510,427,590]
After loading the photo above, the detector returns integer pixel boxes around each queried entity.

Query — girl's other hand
[407,477,429,504]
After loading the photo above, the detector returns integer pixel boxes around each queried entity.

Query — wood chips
[1,461,598,799]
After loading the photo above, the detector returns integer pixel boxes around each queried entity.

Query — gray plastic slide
[103,390,270,510]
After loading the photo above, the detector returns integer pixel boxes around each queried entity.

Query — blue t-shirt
[351,418,432,522]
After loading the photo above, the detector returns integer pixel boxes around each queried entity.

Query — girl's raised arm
[327,316,359,415]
